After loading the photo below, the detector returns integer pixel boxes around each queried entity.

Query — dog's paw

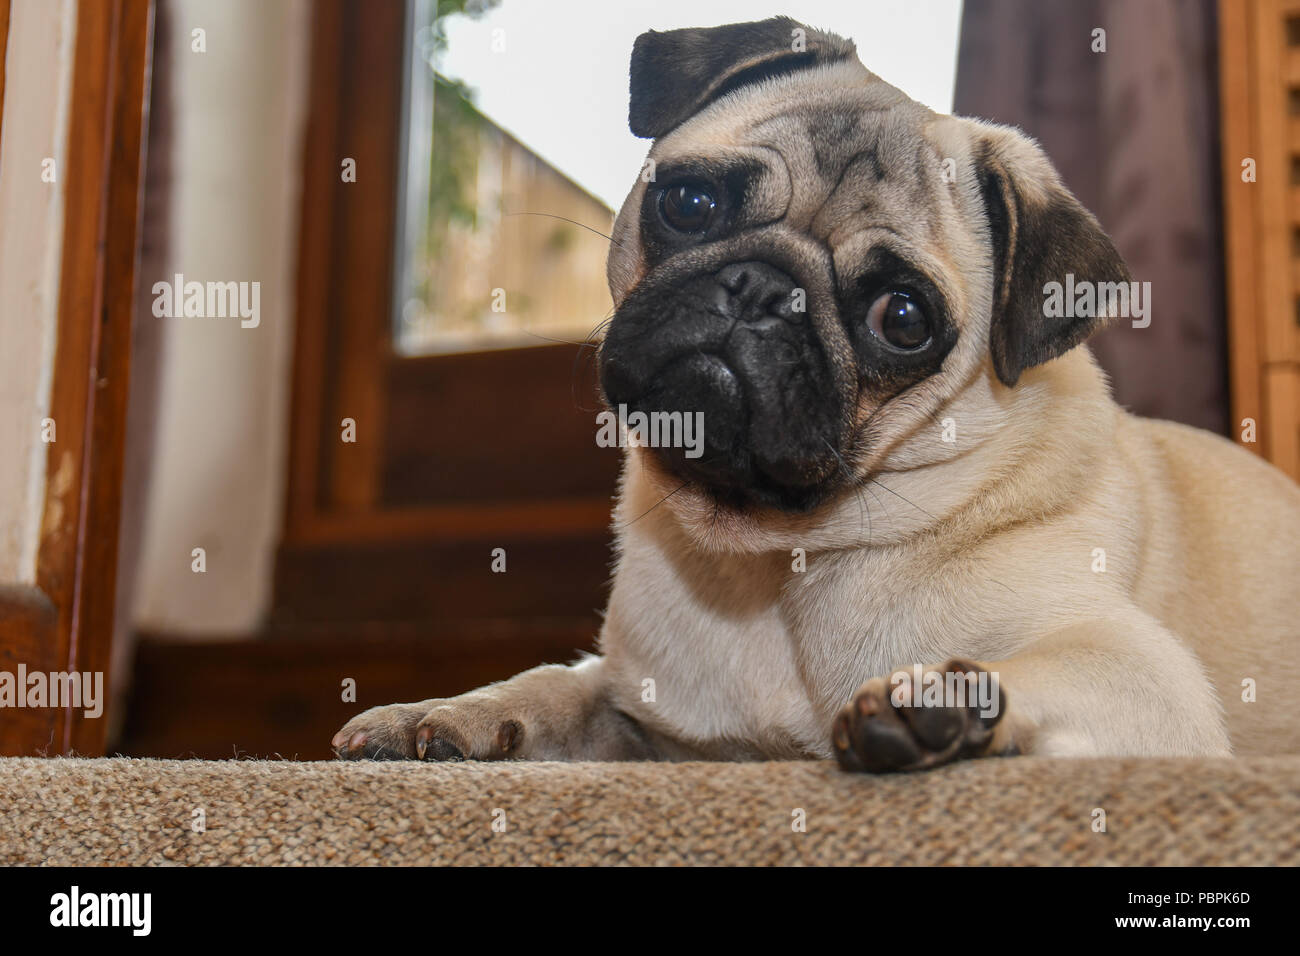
[331,702,428,760]
[831,659,1011,773]
[331,699,525,762]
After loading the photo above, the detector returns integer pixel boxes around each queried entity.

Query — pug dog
[333,17,1300,771]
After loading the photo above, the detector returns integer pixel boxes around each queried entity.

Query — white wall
[0,0,78,586]
[131,0,309,635]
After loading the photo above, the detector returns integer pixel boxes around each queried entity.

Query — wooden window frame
[275,0,617,636]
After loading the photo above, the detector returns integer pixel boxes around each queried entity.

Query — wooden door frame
[0,0,154,756]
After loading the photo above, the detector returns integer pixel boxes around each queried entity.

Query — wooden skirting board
[115,623,598,760]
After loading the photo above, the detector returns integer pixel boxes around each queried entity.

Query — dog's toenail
[497,720,523,754]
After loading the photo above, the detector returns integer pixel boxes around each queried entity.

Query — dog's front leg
[332,656,653,761]
[833,612,1232,772]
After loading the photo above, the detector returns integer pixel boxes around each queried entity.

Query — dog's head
[599,17,1129,532]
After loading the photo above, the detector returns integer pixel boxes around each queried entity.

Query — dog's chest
[601,541,947,758]
[782,547,958,723]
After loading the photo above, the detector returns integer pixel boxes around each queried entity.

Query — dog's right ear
[629,17,856,139]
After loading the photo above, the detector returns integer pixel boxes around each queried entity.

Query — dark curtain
[954,0,1227,433]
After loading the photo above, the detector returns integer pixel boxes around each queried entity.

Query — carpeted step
[2,756,1296,865]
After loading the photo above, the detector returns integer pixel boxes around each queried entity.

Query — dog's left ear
[629,16,856,139]
[973,124,1131,387]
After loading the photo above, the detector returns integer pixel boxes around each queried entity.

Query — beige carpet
[2,755,1297,865]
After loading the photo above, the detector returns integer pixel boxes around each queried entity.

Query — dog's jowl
[333,17,1300,771]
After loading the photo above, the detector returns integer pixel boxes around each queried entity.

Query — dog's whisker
[568,312,617,413]
[861,479,894,537]
[868,477,937,521]
[524,329,600,348]
[503,210,622,247]
[822,437,870,545]
[620,480,690,529]
[988,578,1020,597]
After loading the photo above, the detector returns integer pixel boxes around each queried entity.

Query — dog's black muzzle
[600,260,846,511]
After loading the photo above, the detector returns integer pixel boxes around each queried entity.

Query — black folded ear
[629,16,856,139]
[974,126,1132,387]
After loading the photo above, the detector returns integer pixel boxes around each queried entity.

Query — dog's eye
[866,292,931,351]
[658,183,716,233]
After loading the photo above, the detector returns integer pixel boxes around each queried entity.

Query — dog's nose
[715,262,799,321]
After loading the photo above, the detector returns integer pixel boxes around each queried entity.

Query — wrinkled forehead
[650,62,934,189]
[643,62,970,291]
